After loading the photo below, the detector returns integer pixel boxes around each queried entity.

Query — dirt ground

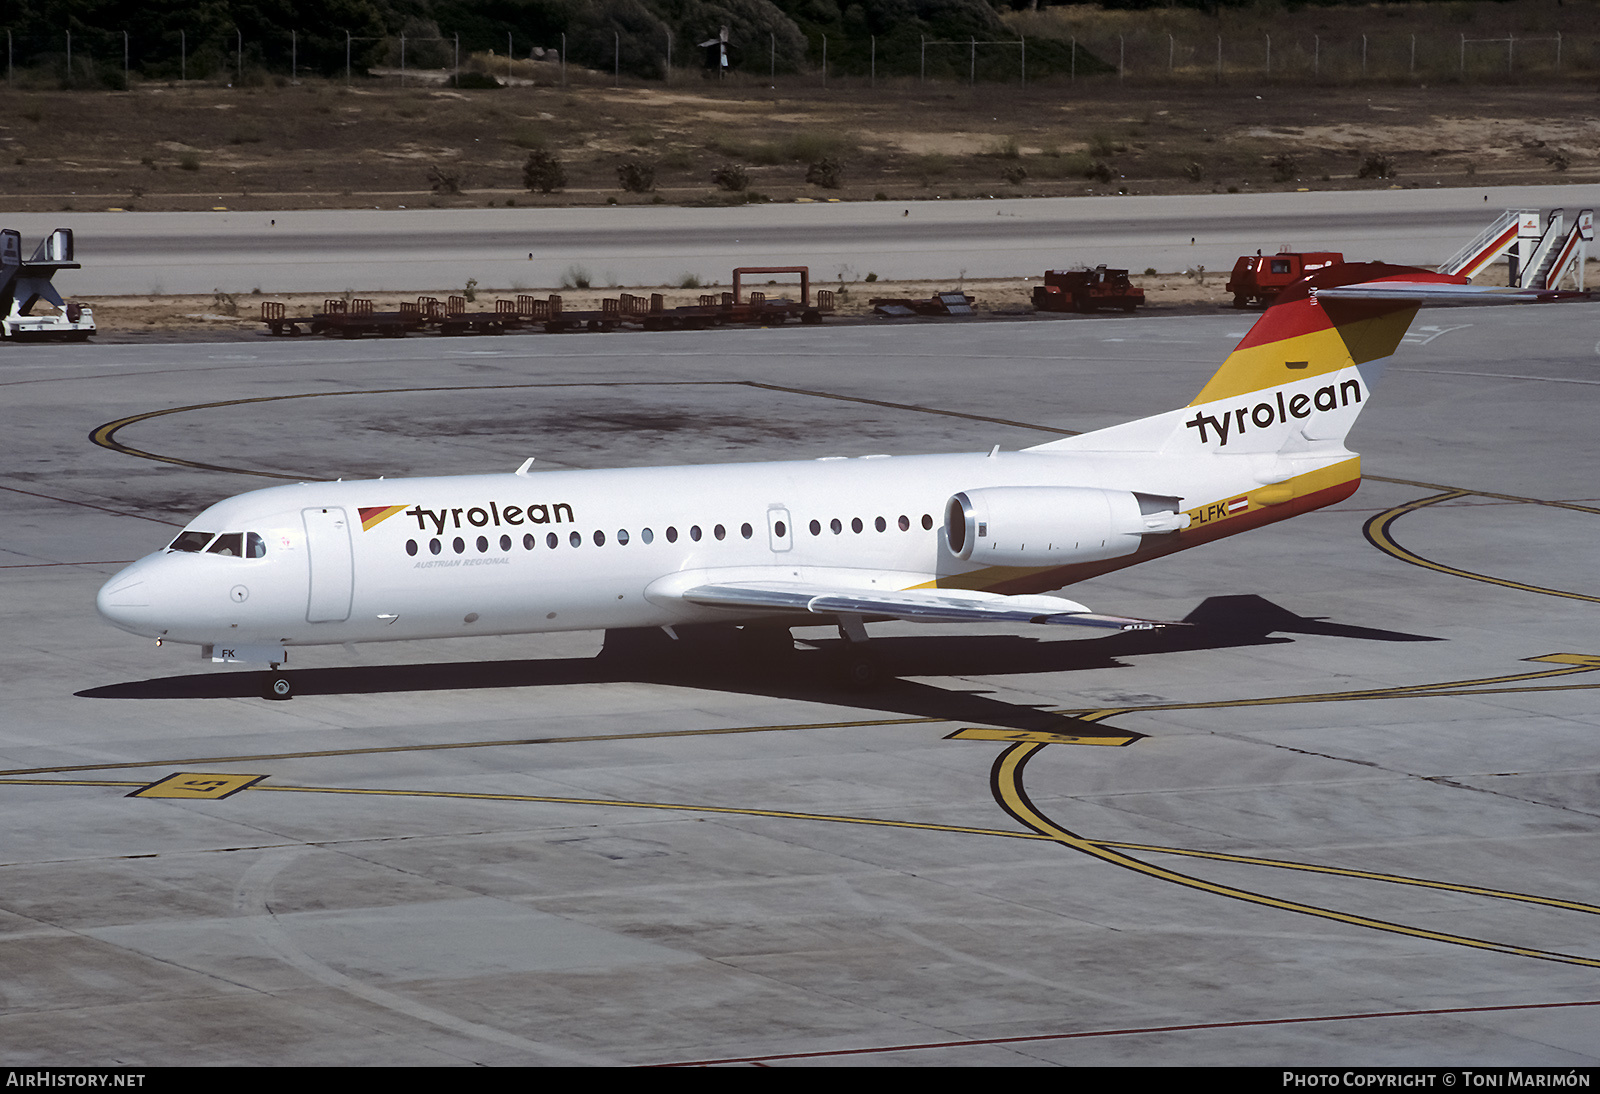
[0,77,1595,216]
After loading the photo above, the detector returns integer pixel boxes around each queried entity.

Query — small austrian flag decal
[359,505,410,532]
[1226,496,1250,515]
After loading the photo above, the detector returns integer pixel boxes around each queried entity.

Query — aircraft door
[302,506,353,623]
[767,506,793,553]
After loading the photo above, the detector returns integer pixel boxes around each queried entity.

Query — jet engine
[944,486,1188,566]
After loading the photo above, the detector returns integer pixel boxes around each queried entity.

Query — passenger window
[809,520,821,536]
[713,524,725,541]
[570,531,582,547]
[594,530,606,546]
[690,525,702,542]
[547,532,558,549]
[641,528,654,544]
[247,532,267,558]
[430,539,442,555]
[500,535,512,551]
[830,518,842,535]
[476,536,488,553]
[850,518,862,534]
[453,537,465,554]
[207,533,244,557]
[921,514,933,530]
[169,531,215,553]
[523,533,535,550]
[874,517,886,532]
[407,540,418,557]
[617,529,629,545]
[898,515,910,531]
[666,526,678,543]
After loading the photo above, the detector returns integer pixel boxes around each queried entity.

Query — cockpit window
[246,532,266,558]
[207,533,244,557]
[169,531,215,553]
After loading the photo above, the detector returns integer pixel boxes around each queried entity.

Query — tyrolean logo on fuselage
[402,501,575,535]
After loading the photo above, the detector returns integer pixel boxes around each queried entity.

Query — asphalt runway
[3,305,1600,1065]
[7,182,1597,296]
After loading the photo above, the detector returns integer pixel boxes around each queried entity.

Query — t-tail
[1030,262,1478,554]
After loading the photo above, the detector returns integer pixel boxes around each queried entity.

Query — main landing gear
[834,614,883,690]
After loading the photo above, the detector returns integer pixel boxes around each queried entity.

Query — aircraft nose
[96,559,160,636]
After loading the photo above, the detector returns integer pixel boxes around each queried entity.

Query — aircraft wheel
[837,652,883,691]
[264,674,294,701]
[1232,295,1248,309]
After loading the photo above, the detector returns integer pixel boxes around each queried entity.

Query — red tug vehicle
[1032,266,1145,313]
[1224,251,1343,308]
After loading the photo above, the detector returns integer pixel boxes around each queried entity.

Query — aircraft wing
[676,580,1176,631]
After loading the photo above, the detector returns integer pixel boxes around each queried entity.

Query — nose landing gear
[263,665,293,701]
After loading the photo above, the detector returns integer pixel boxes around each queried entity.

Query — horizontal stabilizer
[1318,282,1591,304]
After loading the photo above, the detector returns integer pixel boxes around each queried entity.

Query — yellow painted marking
[991,742,1600,969]
[129,771,266,799]
[13,774,1600,924]
[947,728,1137,747]
[89,380,1074,482]
[1365,492,1600,604]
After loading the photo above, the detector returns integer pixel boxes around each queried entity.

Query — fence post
[1071,37,1075,82]
[65,31,71,88]
[124,30,129,89]
[822,34,827,87]
[345,31,350,86]
[1019,35,1024,87]
[870,34,875,88]
[970,37,975,85]
[1410,34,1415,77]
[401,34,406,87]
[772,32,776,85]
[292,30,297,83]
[666,29,672,84]
[1314,35,1319,78]
[920,35,925,84]
[237,28,243,86]
[560,33,565,89]
[1265,33,1270,75]
[1362,34,1367,79]
[509,31,513,84]
[1119,34,1125,80]
[1460,34,1464,78]
[1216,34,1222,84]
[454,33,459,85]
[181,30,186,83]
[1507,34,1514,76]
[1168,33,1174,75]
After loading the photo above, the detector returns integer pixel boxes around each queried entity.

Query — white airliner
[95,263,1580,699]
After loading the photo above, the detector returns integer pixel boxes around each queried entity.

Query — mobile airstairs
[1439,208,1593,290]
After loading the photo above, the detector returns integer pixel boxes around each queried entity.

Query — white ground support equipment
[1438,208,1592,291]
[1,227,96,340]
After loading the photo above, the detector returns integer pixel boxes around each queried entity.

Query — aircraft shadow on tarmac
[78,596,1438,734]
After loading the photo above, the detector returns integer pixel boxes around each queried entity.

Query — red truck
[1032,266,1145,313]
[1225,251,1343,307]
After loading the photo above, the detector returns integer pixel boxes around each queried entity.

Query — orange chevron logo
[358,505,410,532]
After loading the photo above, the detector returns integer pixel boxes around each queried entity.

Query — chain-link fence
[2,25,1597,89]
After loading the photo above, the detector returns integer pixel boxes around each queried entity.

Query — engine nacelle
[944,486,1187,566]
